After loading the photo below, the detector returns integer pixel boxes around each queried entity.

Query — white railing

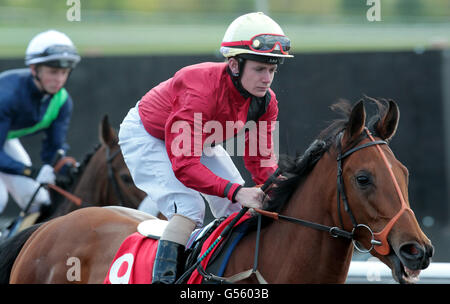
[346,260,450,284]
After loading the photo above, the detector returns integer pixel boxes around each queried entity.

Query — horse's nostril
[400,243,424,259]
[409,245,419,255]
[399,242,432,270]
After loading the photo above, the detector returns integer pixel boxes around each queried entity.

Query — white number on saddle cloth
[108,253,134,284]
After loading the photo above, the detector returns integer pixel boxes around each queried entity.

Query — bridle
[256,127,414,255]
[105,146,126,206]
[52,146,130,208]
[336,128,386,254]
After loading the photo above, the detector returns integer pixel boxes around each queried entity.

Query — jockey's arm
[0,92,32,176]
[41,95,73,164]
[164,95,242,202]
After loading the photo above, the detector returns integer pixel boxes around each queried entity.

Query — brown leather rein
[254,128,413,255]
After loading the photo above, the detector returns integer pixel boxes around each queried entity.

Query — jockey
[119,12,293,284]
[0,30,80,216]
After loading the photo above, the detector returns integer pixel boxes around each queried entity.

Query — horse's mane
[75,143,102,179]
[264,97,391,215]
[61,143,102,191]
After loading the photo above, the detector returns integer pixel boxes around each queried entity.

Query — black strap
[337,156,358,228]
[223,182,233,199]
[231,185,242,203]
[338,140,387,160]
[277,214,353,239]
[257,136,388,241]
[336,138,388,228]
[261,168,280,191]
[253,214,262,273]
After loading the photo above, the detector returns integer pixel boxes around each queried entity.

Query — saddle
[104,211,253,284]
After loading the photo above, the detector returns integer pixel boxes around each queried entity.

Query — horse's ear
[100,115,117,148]
[342,100,366,145]
[375,100,399,141]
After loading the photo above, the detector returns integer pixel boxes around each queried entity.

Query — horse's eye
[120,174,134,184]
[356,174,371,187]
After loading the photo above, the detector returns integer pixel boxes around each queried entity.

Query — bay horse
[0,99,433,284]
[37,114,146,222]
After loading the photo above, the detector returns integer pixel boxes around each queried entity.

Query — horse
[36,114,146,222]
[0,98,433,284]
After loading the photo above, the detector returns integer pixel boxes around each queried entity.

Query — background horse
[37,115,146,222]
[0,98,433,284]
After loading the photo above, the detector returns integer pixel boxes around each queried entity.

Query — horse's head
[333,99,433,283]
[95,115,146,208]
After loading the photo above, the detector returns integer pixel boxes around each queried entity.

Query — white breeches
[0,138,50,214]
[119,103,244,228]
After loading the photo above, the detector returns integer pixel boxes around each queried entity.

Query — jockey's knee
[157,195,205,229]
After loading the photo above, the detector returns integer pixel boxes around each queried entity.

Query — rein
[105,146,126,206]
[250,129,387,255]
[50,156,84,207]
[50,146,128,208]
[255,127,413,256]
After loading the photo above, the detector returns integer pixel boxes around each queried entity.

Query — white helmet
[220,12,293,64]
[25,30,80,69]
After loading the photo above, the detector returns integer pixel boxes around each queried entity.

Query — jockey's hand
[278,174,288,181]
[36,164,56,185]
[234,187,264,209]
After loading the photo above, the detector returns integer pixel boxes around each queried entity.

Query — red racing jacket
[138,62,278,201]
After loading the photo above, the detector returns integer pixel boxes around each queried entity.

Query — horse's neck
[73,154,107,204]
[227,152,354,283]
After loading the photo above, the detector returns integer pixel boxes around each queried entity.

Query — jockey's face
[30,65,70,94]
[229,58,277,97]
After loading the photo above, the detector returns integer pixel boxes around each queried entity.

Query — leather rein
[255,127,412,256]
[51,146,128,208]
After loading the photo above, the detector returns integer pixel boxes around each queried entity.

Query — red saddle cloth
[103,211,251,284]
[104,232,158,284]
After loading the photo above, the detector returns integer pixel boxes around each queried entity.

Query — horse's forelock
[79,144,102,173]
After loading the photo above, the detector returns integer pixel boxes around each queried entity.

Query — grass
[0,21,449,58]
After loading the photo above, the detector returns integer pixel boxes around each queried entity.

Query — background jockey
[0,30,80,216]
[119,12,293,284]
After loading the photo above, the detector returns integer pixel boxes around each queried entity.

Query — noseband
[257,127,413,255]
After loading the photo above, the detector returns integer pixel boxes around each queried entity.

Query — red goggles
[221,33,291,55]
